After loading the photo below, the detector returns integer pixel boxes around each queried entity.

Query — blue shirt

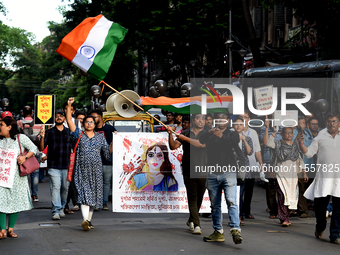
[259,126,282,165]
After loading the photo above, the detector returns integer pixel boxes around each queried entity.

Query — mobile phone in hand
[297,126,303,134]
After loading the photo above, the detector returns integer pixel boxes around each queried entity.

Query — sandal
[281,221,290,227]
[7,229,18,238]
[0,229,7,239]
[65,209,74,214]
[245,214,255,219]
[72,205,80,211]
[269,215,277,219]
[315,229,324,239]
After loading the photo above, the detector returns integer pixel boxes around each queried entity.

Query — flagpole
[99,80,178,135]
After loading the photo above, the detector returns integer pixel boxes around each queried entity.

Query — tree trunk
[240,0,263,67]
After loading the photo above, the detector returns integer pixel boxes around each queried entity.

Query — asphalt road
[0,176,339,255]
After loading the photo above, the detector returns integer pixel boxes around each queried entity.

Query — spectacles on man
[85,121,95,124]
[284,131,293,134]
[327,120,339,125]
[310,123,319,126]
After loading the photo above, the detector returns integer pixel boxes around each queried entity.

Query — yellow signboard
[36,95,53,124]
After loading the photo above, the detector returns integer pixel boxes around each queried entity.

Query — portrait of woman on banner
[129,142,178,191]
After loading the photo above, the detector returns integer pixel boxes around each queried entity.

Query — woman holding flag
[66,98,113,231]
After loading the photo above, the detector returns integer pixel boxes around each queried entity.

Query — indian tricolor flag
[56,14,128,81]
[141,96,233,114]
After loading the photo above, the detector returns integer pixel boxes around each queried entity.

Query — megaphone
[106,93,118,112]
[107,90,141,118]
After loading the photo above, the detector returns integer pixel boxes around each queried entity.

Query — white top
[303,130,340,199]
[243,127,261,171]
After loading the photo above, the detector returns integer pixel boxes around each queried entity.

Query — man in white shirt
[300,112,340,244]
[237,111,268,219]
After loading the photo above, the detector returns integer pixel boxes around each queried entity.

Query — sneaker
[192,226,201,235]
[230,229,242,244]
[59,209,66,218]
[52,214,60,220]
[330,238,340,244]
[102,204,109,210]
[88,221,94,229]
[81,220,91,231]
[203,231,225,242]
[32,196,39,202]
[186,221,194,231]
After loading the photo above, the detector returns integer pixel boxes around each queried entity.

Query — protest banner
[253,85,274,110]
[34,95,56,125]
[112,132,231,213]
[0,147,18,188]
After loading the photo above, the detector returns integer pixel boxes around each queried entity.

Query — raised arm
[166,126,182,150]
[66,97,76,132]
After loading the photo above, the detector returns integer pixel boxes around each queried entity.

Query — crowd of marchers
[0,100,339,245]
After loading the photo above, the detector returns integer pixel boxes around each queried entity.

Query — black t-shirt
[177,126,209,177]
[95,124,117,165]
[199,128,240,174]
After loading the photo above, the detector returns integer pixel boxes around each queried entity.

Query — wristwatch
[25,156,28,160]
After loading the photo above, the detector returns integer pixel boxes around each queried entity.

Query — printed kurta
[267,136,304,210]
[72,130,111,209]
[0,135,37,213]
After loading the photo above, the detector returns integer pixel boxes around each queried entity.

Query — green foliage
[0,23,34,65]
[0,1,6,16]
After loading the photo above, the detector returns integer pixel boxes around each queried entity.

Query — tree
[262,0,340,60]
[0,23,34,66]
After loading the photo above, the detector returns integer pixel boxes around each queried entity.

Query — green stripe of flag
[88,23,128,80]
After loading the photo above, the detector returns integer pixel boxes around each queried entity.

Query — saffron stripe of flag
[56,14,128,81]
[141,96,232,114]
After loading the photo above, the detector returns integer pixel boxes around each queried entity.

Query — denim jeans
[39,168,46,182]
[30,169,39,197]
[103,165,112,205]
[206,172,240,231]
[48,168,69,214]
